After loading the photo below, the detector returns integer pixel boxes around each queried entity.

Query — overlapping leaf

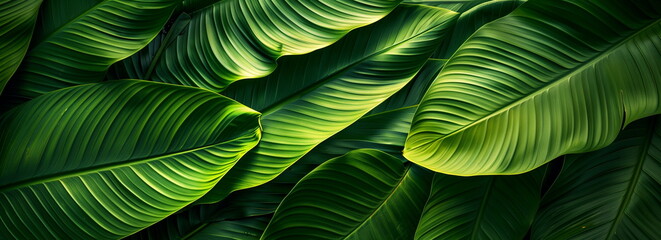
[198,5,458,202]
[262,149,544,239]
[1,0,177,106]
[405,0,661,175]
[532,116,661,239]
[127,60,445,238]
[148,0,403,91]
[432,0,526,58]
[0,0,41,92]
[262,150,432,240]
[0,80,261,239]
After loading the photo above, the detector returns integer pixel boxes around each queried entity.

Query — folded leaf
[149,0,402,91]
[0,80,261,239]
[532,116,661,239]
[202,5,458,202]
[405,0,661,175]
[0,0,41,92]
[2,0,178,105]
[262,149,544,239]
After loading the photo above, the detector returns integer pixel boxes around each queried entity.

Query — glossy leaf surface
[150,0,403,91]
[3,0,177,104]
[204,5,458,202]
[263,149,544,239]
[405,0,661,175]
[0,80,261,239]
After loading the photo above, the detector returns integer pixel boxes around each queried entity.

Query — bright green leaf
[201,5,458,202]
[149,0,403,91]
[0,80,261,239]
[131,60,446,238]
[405,0,661,175]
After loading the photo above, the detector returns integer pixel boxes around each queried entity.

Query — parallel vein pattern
[151,0,402,91]
[405,0,661,175]
[261,149,545,239]
[0,81,261,239]
[202,5,458,202]
[262,150,433,240]
[431,0,527,58]
[415,170,544,239]
[0,0,41,93]
[2,0,177,105]
[532,117,661,239]
[123,72,440,237]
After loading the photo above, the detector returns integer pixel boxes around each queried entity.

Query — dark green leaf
[2,0,178,105]
[532,116,661,239]
[0,0,41,92]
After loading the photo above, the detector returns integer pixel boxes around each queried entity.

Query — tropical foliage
[0,0,659,239]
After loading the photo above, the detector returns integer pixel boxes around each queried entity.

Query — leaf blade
[0,80,261,239]
[405,0,661,175]
[3,0,178,105]
[532,116,661,239]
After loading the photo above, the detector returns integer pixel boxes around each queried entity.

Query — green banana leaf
[432,0,526,58]
[147,0,402,91]
[1,0,177,106]
[0,80,261,239]
[0,0,41,92]
[202,5,458,203]
[415,169,544,239]
[131,108,420,239]
[262,149,544,239]
[127,60,446,238]
[405,0,661,176]
[531,116,661,239]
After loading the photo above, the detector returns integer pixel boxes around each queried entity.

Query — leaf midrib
[0,130,256,192]
[342,165,413,239]
[605,118,657,239]
[260,8,457,116]
[470,177,494,239]
[426,18,661,144]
